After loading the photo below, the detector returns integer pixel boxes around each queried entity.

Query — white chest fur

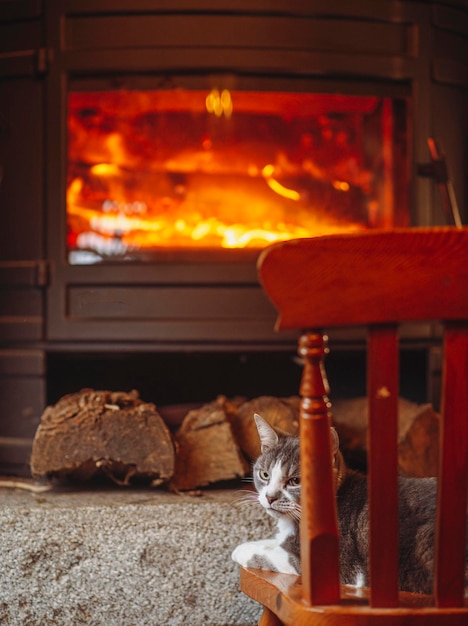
[275,516,296,543]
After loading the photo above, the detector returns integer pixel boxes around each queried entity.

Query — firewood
[331,397,439,476]
[398,405,439,477]
[230,394,439,477]
[231,395,299,460]
[30,389,175,485]
[170,396,249,491]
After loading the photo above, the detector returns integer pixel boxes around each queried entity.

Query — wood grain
[258,228,468,329]
[241,567,468,625]
[435,323,468,607]
[367,325,399,607]
[298,333,340,605]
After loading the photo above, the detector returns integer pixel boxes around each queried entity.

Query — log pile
[30,389,440,489]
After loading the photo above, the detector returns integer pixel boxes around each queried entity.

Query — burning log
[30,389,174,485]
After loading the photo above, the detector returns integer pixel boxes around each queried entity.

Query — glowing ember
[67,89,401,262]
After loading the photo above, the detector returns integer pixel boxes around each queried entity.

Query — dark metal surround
[0,0,467,473]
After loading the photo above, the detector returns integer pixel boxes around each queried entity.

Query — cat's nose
[266,495,278,505]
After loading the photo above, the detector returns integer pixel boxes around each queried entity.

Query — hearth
[0,0,466,474]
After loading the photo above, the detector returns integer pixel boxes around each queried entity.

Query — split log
[331,397,440,477]
[398,405,440,477]
[170,396,249,491]
[231,395,299,460]
[30,389,175,485]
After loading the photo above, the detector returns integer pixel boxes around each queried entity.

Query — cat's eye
[258,469,269,481]
[288,476,300,487]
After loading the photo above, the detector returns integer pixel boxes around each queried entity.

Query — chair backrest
[257,227,468,609]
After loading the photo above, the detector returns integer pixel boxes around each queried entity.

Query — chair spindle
[367,324,400,608]
[435,323,468,607]
[298,331,340,605]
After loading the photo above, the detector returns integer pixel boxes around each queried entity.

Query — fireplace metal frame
[0,0,466,473]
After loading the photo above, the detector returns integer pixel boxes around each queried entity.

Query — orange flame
[66,89,388,259]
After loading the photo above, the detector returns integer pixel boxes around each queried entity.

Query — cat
[232,413,468,595]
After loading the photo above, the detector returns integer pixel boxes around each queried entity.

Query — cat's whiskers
[288,504,302,523]
[271,498,301,520]
[233,489,260,507]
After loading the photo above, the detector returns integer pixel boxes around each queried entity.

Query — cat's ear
[330,427,340,456]
[254,413,279,452]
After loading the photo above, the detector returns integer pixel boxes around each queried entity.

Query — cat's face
[253,414,301,522]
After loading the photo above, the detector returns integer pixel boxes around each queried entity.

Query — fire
[67,177,360,253]
[67,89,388,262]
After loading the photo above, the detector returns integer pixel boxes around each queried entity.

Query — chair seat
[240,567,468,625]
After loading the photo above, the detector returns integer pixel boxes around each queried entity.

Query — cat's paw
[232,539,277,567]
[232,539,299,575]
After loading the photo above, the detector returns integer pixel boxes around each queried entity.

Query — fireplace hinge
[35,260,50,287]
[35,48,50,75]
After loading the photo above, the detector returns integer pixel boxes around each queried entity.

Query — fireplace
[66,88,408,263]
[0,0,466,475]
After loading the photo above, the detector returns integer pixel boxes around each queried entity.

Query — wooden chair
[240,227,468,625]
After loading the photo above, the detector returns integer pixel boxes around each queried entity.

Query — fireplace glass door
[67,86,409,264]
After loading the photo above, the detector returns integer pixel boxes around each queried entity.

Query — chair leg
[258,607,283,626]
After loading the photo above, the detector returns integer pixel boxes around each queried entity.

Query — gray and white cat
[232,413,468,595]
